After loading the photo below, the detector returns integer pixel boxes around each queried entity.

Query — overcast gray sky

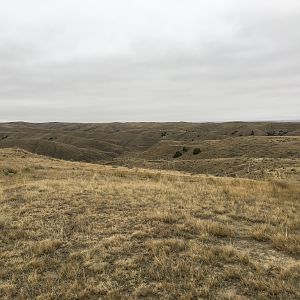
[0,0,299,122]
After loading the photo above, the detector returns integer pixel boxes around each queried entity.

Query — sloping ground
[0,138,115,162]
[1,121,299,141]
[111,157,300,180]
[0,122,299,179]
[0,121,299,156]
[113,136,300,180]
[0,148,299,299]
[132,136,300,160]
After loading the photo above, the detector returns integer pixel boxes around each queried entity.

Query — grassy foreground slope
[0,148,299,299]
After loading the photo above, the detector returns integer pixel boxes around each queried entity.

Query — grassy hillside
[137,136,300,160]
[0,148,299,299]
[0,122,299,179]
[115,136,300,180]
[111,157,300,180]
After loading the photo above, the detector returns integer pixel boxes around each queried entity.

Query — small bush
[2,167,18,175]
[173,151,182,158]
[182,146,188,153]
[193,148,201,155]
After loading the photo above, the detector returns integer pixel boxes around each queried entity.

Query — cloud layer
[0,0,300,122]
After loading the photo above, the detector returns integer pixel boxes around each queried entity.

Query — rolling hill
[0,148,299,299]
[0,122,299,179]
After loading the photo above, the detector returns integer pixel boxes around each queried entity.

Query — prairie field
[1,0,300,297]
[0,148,299,299]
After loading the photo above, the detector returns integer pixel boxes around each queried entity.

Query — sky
[0,0,299,122]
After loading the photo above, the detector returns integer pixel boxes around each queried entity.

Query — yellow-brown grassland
[0,148,299,299]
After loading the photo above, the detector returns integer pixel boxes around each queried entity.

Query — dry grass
[0,148,299,299]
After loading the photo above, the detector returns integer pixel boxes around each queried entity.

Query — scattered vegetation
[267,130,289,136]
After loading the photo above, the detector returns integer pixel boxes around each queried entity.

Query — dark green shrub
[193,148,201,155]
[173,151,182,158]
[182,146,188,153]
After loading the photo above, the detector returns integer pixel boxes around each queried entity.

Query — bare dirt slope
[0,148,299,299]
